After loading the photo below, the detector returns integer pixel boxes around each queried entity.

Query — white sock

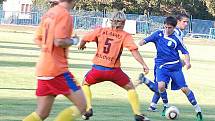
[194,104,201,113]
[150,102,157,108]
[164,103,169,108]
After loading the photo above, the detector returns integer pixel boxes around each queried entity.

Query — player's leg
[139,67,161,112]
[82,83,93,112]
[156,68,170,116]
[171,70,203,121]
[148,92,160,112]
[54,72,86,121]
[57,90,86,121]
[138,73,160,112]
[138,73,157,92]
[23,79,56,121]
[82,83,93,120]
[23,96,55,121]
[82,66,104,120]
[123,82,150,121]
[181,87,203,121]
[113,68,150,121]
[158,81,169,116]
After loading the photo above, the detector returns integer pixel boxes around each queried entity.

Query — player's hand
[78,45,86,50]
[143,64,149,75]
[181,59,185,67]
[71,34,80,45]
[139,40,145,46]
[185,63,191,70]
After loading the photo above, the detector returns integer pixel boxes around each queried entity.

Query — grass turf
[0,28,215,121]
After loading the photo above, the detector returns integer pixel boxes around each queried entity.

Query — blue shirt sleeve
[177,41,189,54]
[144,31,159,43]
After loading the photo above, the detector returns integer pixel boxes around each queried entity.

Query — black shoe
[82,108,93,120]
[196,112,203,121]
[135,114,150,121]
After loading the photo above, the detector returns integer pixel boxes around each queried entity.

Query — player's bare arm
[131,49,149,74]
[54,36,79,48]
[34,38,42,47]
[184,54,191,70]
[54,38,73,48]
[34,24,43,47]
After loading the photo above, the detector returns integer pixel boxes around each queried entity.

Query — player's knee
[181,87,190,94]
[123,82,135,90]
[158,82,165,92]
[158,87,165,92]
[82,80,90,86]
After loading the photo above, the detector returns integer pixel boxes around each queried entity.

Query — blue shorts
[156,67,187,90]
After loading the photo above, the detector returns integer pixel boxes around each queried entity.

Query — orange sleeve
[123,34,138,51]
[55,13,71,39]
[34,22,43,46]
[82,28,101,42]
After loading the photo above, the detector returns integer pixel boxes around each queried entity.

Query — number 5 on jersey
[103,38,113,54]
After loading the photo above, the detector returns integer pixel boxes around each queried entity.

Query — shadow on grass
[0,97,214,121]
[0,44,155,59]
[0,61,36,67]
[0,60,142,71]
[0,40,35,46]
[0,53,38,58]
[0,45,39,51]
[0,53,92,61]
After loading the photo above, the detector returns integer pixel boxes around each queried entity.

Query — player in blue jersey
[136,14,189,112]
[138,16,203,121]
[138,13,190,112]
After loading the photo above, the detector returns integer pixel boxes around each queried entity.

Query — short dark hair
[176,13,189,21]
[164,16,177,27]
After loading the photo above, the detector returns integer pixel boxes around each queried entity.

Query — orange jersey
[35,5,73,77]
[82,27,138,68]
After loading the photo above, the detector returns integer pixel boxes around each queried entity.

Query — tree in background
[1,0,215,20]
[208,0,215,15]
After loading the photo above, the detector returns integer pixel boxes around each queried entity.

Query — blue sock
[151,92,160,104]
[160,90,168,104]
[186,90,197,106]
[148,81,156,92]
[144,78,157,92]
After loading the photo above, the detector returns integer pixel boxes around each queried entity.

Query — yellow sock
[54,106,81,121]
[82,85,92,111]
[128,89,141,115]
[23,112,42,121]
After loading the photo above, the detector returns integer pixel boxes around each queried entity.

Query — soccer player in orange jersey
[23,0,87,121]
[78,11,150,121]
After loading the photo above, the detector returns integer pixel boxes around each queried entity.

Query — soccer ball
[165,106,180,120]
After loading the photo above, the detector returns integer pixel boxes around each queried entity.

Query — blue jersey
[144,30,189,70]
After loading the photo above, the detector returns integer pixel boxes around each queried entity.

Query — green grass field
[0,27,215,121]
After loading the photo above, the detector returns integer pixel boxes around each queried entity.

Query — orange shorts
[36,72,80,96]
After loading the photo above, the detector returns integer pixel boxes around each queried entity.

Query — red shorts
[36,72,80,96]
[85,65,130,87]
